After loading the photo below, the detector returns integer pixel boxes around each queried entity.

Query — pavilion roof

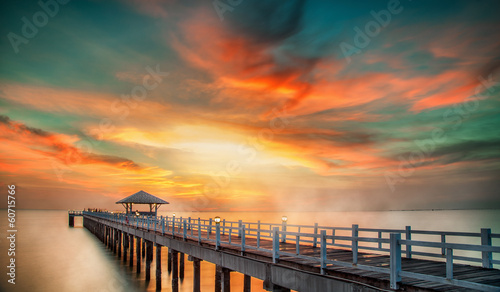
[116,190,169,204]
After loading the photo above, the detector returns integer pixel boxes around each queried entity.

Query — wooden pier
[68,210,83,227]
[76,211,500,292]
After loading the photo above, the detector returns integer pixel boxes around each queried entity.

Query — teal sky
[1,0,499,211]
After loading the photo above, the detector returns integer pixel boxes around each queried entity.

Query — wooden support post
[168,249,172,273]
[112,229,115,252]
[123,233,128,263]
[222,267,230,292]
[446,248,453,280]
[172,250,179,292]
[136,237,141,274]
[320,230,327,275]
[313,223,318,248]
[142,240,146,258]
[405,226,412,258]
[243,274,251,292]
[215,265,222,292]
[216,224,221,250]
[156,244,162,291]
[273,227,280,263]
[146,241,153,281]
[179,252,185,280]
[69,215,74,227]
[441,234,446,255]
[257,221,261,248]
[281,220,287,243]
[352,224,359,265]
[241,225,246,255]
[193,258,201,292]
[390,233,402,290]
[129,234,134,267]
[198,219,201,245]
[238,220,242,238]
[117,231,122,257]
[481,228,492,268]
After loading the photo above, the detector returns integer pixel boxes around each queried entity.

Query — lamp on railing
[281,215,287,243]
[214,216,221,225]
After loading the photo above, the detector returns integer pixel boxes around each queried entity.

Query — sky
[0,0,499,212]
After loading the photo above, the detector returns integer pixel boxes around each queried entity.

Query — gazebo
[116,190,169,216]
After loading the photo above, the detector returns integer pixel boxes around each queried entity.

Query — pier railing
[82,211,500,291]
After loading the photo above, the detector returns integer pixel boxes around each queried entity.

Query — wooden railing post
[198,218,201,245]
[281,220,287,243]
[313,223,318,248]
[296,235,300,255]
[241,225,246,255]
[183,220,187,241]
[273,227,279,263]
[332,229,336,245]
[441,234,446,255]
[188,217,191,230]
[257,220,261,248]
[162,217,165,234]
[352,224,358,265]
[481,228,492,268]
[405,226,412,258]
[238,220,243,238]
[209,218,213,234]
[446,248,453,280]
[222,219,226,235]
[390,233,402,290]
[320,230,327,275]
[216,223,221,250]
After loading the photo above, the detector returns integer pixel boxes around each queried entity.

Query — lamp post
[281,216,288,243]
[215,216,221,250]
[172,213,176,233]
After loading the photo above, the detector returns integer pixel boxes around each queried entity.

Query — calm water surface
[0,209,499,292]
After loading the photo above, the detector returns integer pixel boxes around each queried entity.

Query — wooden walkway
[139,224,500,291]
[82,212,500,291]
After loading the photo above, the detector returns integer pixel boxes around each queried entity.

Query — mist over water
[0,209,498,292]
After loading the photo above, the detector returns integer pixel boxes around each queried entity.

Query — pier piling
[215,265,222,292]
[167,249,172,273]
[129,234,134,267]
[171,249,179,292]
[243,274,251,292]
[222,267,231,292]
[192,257,201,292]
[136,237,141,274]
[123,232,128,263]
[156,244,162,290]
[146,240,153,281]
[179,252,185,280]
[117,230,122,257]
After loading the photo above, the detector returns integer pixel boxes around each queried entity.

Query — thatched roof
[116,190,169,204]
